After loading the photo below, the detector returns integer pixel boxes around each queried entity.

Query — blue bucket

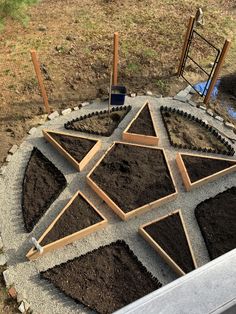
[111,85,126,106]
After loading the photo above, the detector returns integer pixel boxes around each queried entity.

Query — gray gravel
[0,96,236,314]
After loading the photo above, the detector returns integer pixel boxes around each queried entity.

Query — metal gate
[179,26,220,97]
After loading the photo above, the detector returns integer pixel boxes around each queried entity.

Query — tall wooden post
[31,50,51,114]
[113,32,119,85]
[177,16,195,76]
[204,39,231,106]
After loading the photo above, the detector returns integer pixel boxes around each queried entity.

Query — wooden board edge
[86,176,126,221]
[26,190,108,260]
[147,102,159,138]
[176,153,192,191]
[43,129,101,172]
[138,224,185,276]
[122,132,159,146]
[123,100,149,134]
[79,139,101,171]
[178,210,197,269]
[177,152,236,191]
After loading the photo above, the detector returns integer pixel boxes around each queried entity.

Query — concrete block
[188,100,197,107]
[9,145,18,155]
[48,111,59,120]
[199,105,206,111]
[173,95,187,103]
[61,108,72,115]
[18,300,30,313]
[206,109,214,117]
[215,115,224,122]
[0,254,7,266]
[224,122,235,130]
[8,287,17,299]
[81,102,90,107]
[130,93,136,98]
[6,154,12,162]
[0,167,6,175]
[3,270,13,287]
[28,127,37,135]
[146,91,153,96]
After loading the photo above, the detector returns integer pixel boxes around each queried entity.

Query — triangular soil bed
[176,152,236,191]
[64,105,131,136]
[160,106,234,156]
[123,101,159,146]
[195,187,236,260]
[22,147,67,233]
[87,142,177,220]
[43,129,101,171]
[40,240,162,314]
[27,191,107,260]
[139,210,197,276]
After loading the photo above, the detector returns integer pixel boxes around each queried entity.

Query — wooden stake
[204,39,231,106]
[108,69,112,121]
[113,32,119,85]
[31,50,51,114]
[177,16,195,76]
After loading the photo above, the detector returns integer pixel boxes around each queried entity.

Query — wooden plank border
[43,129,101,172]
[176,152,236,191]
[26,191,108,260]
[122,101,159,146]
[139,209,197,276]
[87,141,178,221]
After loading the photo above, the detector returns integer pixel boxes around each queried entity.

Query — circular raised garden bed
[160,106,235,156]
[41,240,162,314]
[22,147,67,233]
[87,142,177,220]
[195,186,236,260]
[64,105,131,136]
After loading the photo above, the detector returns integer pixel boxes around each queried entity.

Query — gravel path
[0,96,235,314]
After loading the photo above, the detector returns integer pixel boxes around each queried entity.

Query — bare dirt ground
[0,0,236,311]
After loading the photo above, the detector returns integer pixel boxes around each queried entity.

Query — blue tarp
[194,79,236,120]
[193,80,220,98]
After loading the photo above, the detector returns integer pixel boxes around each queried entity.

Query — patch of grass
[155,79,169,94]
[0,0,38,27]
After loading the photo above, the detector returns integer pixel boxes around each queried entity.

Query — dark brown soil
[90,143,176,213]
[128,104,156,136]
[22,147,67,233]
[182,154,236,183]
[65,106,131,136]
[41,194,103,246]
[144,212,195,273]
[195,187,236,260]
[161,110,232,154]
[49,132,96,163]
[41,240,162,314]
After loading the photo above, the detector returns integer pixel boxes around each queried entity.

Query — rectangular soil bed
[176,152,236,191]
[40,240,162,314]
[87,142,178,220]
[139,210,197,276]
[122,101,159,146]
[26,191,107,260]
[43,129,101,171]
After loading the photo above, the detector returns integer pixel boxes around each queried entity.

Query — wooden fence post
[31,50,51,114]
[113,32,119,85]
[177,16,195,76]
[204,39,231,106]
